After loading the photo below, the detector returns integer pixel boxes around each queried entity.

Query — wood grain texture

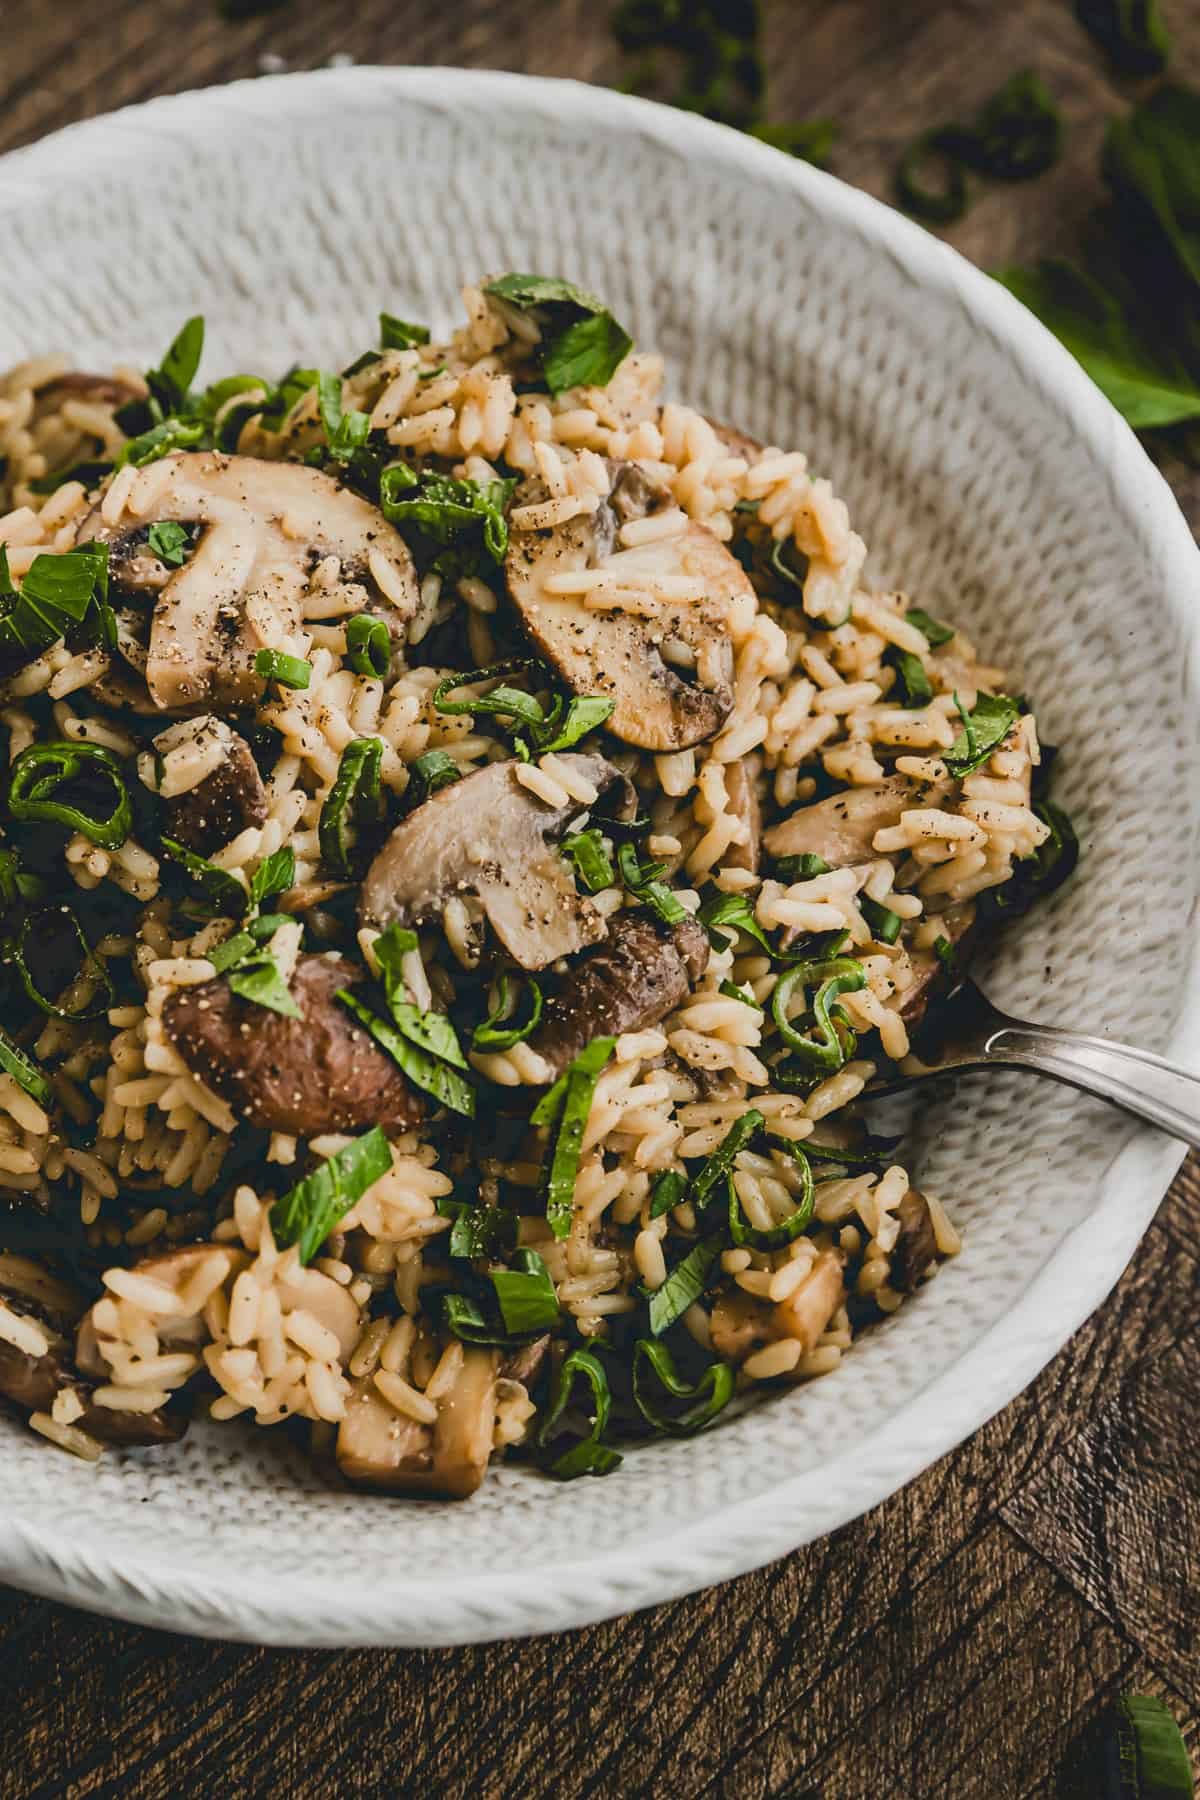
[1,3,1199,1796]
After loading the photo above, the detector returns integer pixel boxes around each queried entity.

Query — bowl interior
[1,68,1197,1645]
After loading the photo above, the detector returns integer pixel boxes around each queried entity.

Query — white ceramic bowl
[1,67,1198,1648]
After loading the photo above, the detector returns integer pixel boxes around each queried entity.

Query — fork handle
[988,1022,1200,1149]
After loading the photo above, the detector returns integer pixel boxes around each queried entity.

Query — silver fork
[861,978,1200,1148]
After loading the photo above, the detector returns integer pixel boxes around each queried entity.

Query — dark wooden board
[1,3,1198,1795]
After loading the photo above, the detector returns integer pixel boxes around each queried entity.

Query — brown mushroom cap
[762,774,949,868]
[154,716,268,855]
[162,952,425,1137]
[359,753,633,972]
[888,1188,939,1293]
[505,490,742,752]
[77,451,420,711]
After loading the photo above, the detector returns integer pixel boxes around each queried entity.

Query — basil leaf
[525,694,614,755]
[996,260,1200,430]
[490,1248,559,1335]
[772,852,832,884]
[943,692,1019,777]
[438,1197,520,1261]
[1105,84,1200,295]
[632,1339,735,1435]
[696,890,775,956]
[380,466,514,572]
[270,1127,393,1264]
[337,990,475,1117]
[691,1109,765,1211]
[207,929,256,975]
[617,841,687,926]
[6,741,131,849]
[859,894,903,944]
[254,649,311,691]
[319,736,385,878]
[0,1027,51,1106]
[562,828,615,894]
[380,312,430,350]
[160,836,249,917]
[0,545,112,664]
[647,1233,724,1337]
[115,416,208,470]
[484,273,633,397]
[431,659,545,727]
[979,796,1080,921]
[718,977,762,1009]
[345,614,390,679]
[317,370,372,463]
[153,315,205,414]
[404,749,461,810]
[536,1345,623,1479]
[372,919,419,1007]
[905,607,954,646]
[1076,0,1169,73]
[387,999,469,1071]
[648,1169,687,1220]
[247,846,295,910]
[534,1036,616,1238]
[145,520,189,567]
[888,647,933,708]
[472,973,544,1052]
[771,957,865,1073]
[226,954,301,1019]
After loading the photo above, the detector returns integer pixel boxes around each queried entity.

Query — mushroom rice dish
[0,276,1077,1496]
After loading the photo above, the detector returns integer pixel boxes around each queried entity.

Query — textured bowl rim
[1,65,1197,1647]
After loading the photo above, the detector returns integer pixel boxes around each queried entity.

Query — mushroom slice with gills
[762,773,950,868]
[359,754,635,973]
[505,481,742,751]
[161,953,425,1137]
[150,715,268,855]
[336,1347,500,1498]
[77,450,420,711]
[527,910,710,1079]
[887,1188,940,1294]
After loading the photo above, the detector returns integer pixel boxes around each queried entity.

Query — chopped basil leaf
[160,836,248,917]
[726,1142,815,1249]
[562,828,615,894]
[0,1027,51,1106]
[536,1345,623,1479]
[472,973,544,1052]
[905,607,954,647]
[647,1233,724,1337]
[648,1169,687,1220]
[247,845,295,910]
[270,1127,393,1264]
[345,614,391,679]
[207,929,256,975]
[521,693,615,756]
[115,415,208,470]
[338,990,475,1116]
[379,312,431,350]
[943,692,1019,777]
[379,465,514,575]
[404,749,462,809]
[438,1196,520,1261]
[7,741,130,849]
[888,647,933,709]
[152,315,205,415]
[145,520,189,567]
[372,919,419,1007]
[254,649,311,691]
[319,736,385,878]
[696,890,775,956]
[632,1339,735,1435]
[317,370,372,463]
[484,273,634,397]
[490,1248,559,1335]
[370,918,471,1072]
[0,544,113,664]
[980,796,1080,920]
[227,953,301,1018]
[431,659,545,728]
[691,1109,765,1211]
[771,957,866,1072]
[859,894,903,944]
[534,1037,616,1238]
[617,841,687,926]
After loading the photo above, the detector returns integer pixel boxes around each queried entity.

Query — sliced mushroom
[36,371,140,413]
[528,910,710,1078]
[162,952,424,1136]
[706,418,765,464]
[710,1288,771,1364]
[888,1188,939,1294]
[151,716,268,855]
[359,754,633,972]
[505,484,742,751]
[75,1244,247,1378]
[499,1333,551,1389]
[763,774,950,868]
[899,901,977,1030]
[78,451,420,710]
[771,1247,846,1350]
[336,1346,499,1498]
[722,758,762,875]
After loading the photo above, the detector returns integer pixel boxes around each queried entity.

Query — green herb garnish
[1075,0,1169,74]
[7,741,130,850]
[531,1036,616,1239]
[632,1339,735,1435]
[319,737,385,878]
[943,692,1019,777]
[647,1233,724,1338]
[491,1249,560,1336]
[537,1346,623,1480]
[696,890,775,956]
[160,836,249,918]
[562,828,615,894]
[485,274,634,397]
[0,1027,51,1106]
[226,953,301,1019]
[648,1169,688,1220]
[270,1127,393,1264]
[337,989,475,1117]
[859,894,903,945]
[0,543,113,667]
[617,841,687,927]
[9,907,113,1021]
[379,313,431,350]
[472,973,544,1052]
[771,957,866,1073]
[345,614,391,679]
[379,465,514,577]
[254,649,311,691]
[145,520,189,567]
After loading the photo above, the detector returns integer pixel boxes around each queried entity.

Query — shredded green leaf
[145,520,189,567]
[696,890,776,956]
[562,828,615,894]
[270,1127,394,1265]
[771,958,865,1073]
[649,1169,688,1220]
[943,692,1019,777]
[379,312,431,350]
[319,737,385,878]
[345,614,391,679]
[491,1249,560,1335]
[533,1037,617,1238]
[0,1026,51,1106]
[472,973,544,1052]
[906,607,954,646]
[227,953,301,1019]
[484,274,634,397]
[438,1196,521,1262]
[647,1233,725,1338]
[337,989,475,1117]
[6,741,131,850]
[859,894,903,945]
[537,1346,623,1479]
[380,465,514,576]
[632,1339,735,1435]
[161,837,249,918]
[618,841,687,926]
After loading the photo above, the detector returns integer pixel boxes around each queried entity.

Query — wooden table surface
[2,4,1198,1795]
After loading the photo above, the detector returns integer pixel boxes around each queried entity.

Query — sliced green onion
[404,749,461,810]
[270,1127,393,1265]
[726,1143,815,1249]
[337,990,475,1117]
[161,836,249,918]
[562,828,615,894]
[860,894,903,944]
[648,1169,687,1220]
[632,1339,735,1435]
[536,1346,623,1480]
[533,1036,616,1238]
[345,614,391,679]
[247,845,295,910]
[617,841,687,926]
[944,692,1019,777]
[771,957,866,1072]
[0,1027,51,1105]
[319,736,385,878]
[226,954,301,1019]
[691,1109,765,1211]
[647,1233,724,1338]
[490,1248,559,1335]
[432,659,546,727]
[254,648,311,691]
[472,974,544,1052]
[6,741,130,849]
[12,907,113,1021]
